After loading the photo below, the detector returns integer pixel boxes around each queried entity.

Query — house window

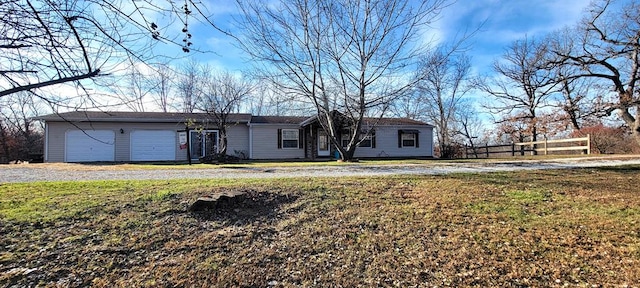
[341,131,350,147]
[398,130,420,148]
[278,129,302,149]
[402,133,415,147]
[342,129,376,148]
[282,129,299,148]
[359,135,372,147]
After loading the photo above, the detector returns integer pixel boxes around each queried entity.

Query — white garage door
[130,130,176,161]
[66,130,115,162]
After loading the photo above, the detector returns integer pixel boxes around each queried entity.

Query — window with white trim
[402,133,415,147]
[281,129,299,149]
[398,130,419,148]
[341,131,350,147]
[359,135,372,148]
[341,129,376,148]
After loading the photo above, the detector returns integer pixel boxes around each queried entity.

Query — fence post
[544,138,548,155]
[587,134,591,155]
[511,142,515,156]
[531,140,537,156]
[486,145,489,158]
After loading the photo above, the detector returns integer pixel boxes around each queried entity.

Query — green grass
[1,167,639,287]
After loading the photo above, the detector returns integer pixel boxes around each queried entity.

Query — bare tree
[455,100,485,158]
[0,118,10,163]
[197,71,253,156]
[0,92,44,162]
[477,37,557,148]
[249,83,308,116]
[236,0,449,161]
[149,63,176,112]
[177,60,208,113]
[1,0,226,109]
[548,0,640,146]
[555,72,595,131]
[417,46,472,158]
[390,88,426,120]
[108,66,153,112]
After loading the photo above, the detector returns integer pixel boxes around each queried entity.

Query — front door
[317,130,330,157]
[190,130,218,160]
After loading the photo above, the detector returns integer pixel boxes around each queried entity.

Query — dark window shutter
[398,130,402,148]
[371,130,376,148]
[277,129,282,149]
[415,132,419,148]
[298,129,304,149]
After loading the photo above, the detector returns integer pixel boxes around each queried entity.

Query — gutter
[247,122,253,159]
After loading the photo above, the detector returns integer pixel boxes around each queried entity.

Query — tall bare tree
[177,60,208,113]
[553,68,600,131]
[149,63,175,112]
[548,0,640,146]
[417,46,471,158]
[391,88,425,120]
[477,37,557,146]
[0,92,44,162]
[455,100,485,158]
[107,66,153,112]
[236,0,449,161]
[197,71,253,156]
[249,83,308,116]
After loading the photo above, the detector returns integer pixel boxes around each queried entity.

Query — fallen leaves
[1,167,639,287]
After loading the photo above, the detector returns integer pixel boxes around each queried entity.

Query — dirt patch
[189,189,299,225]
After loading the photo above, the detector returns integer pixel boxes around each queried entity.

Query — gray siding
[250,124,305,159]
[352,126,433,158]
[226,125,250,158]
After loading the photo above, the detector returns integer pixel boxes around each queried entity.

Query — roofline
[33,111,432,127]
[299,115,318,126]
[35,118,251,124]
[247,122,303,126]
[33,114,251,123]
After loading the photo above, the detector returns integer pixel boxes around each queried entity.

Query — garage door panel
[131,130,176,161]
[66,130,115,162]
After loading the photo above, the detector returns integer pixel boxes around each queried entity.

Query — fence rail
[465,135,590,158]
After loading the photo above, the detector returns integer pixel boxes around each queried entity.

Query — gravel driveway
[2,156,640,183]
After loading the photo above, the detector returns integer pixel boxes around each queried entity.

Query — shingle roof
[250,115,309,124]
[35,111,253,123]
[35,111,431,126]
[298,114,431,127]
[364,117,430,126]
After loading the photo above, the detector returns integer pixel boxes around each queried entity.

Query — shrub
[572,124,639,154]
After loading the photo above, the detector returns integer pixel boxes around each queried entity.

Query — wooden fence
[465,135,591,158]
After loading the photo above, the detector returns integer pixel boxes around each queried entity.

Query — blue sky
[180,0,593,76]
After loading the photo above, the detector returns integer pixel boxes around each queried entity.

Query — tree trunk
[219,128,228,156]
[343,147,356,162]
[620,108,640,148]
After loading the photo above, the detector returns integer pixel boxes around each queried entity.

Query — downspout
[44,122,49,162]
[248,123,253,159]
[430,127,434,157]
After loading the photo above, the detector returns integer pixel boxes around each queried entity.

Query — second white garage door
[130,130,176,161]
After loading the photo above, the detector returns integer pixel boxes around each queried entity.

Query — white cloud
[428,0,593,75]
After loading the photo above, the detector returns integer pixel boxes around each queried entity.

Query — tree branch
[0,69,100,98]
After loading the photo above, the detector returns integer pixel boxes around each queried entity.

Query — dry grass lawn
[1,166,639,287]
